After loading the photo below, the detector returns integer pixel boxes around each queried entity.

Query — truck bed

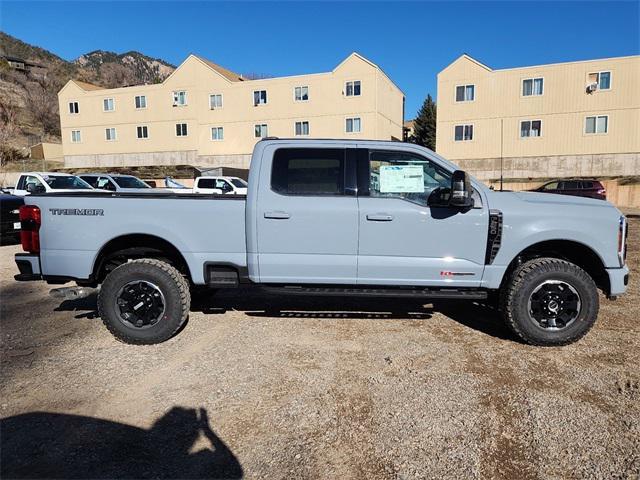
[25,192,247,284]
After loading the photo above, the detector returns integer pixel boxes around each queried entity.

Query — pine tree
[411,94,437,151]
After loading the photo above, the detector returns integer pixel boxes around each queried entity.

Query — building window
[69,102,79,114]
[585,115,608,134]
[209,94,223,109]
[176,123,188,136]
[136,125,149,139]
[522,78,544,96]
[211,126,224,141]
[253,90,267,106]
[173,91,187,106]
[294,86,309,101]
[454,124,473,141]
[103,98,115,111]
[345,81,361,97]
[295,121,310,136]
[255,124,268,138]
[345,117,361,133]
[588,71,611,90]
[105,127,117,141]
[71,130,81,143]
[455,85,475,102]
[135,95,147,109]
[520,120,542,138]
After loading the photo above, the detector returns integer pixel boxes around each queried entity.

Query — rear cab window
[271,148,345,195]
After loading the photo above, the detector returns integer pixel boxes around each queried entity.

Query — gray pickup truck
[15,139,629,346]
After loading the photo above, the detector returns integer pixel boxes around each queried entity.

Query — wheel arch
[500,239,610,295]
[91,233,191,284]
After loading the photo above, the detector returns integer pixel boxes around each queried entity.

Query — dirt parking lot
[1,221,639,479]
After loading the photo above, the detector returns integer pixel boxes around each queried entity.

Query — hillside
[0,31,175,163]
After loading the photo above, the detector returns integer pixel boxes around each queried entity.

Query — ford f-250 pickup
[14,139,629,346]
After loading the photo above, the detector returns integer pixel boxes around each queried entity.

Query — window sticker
[379,165,424,193]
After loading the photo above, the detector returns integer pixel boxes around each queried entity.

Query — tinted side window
[563,181,579,189]
[272,148,345,195]
[581,181,594,189]
[197,179,217,189]
[81,176,98,187]
[17,176,26,190]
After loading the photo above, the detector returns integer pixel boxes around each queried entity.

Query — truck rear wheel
[502,257,599,346]
[98,259,190,345]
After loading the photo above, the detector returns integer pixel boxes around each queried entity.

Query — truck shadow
[0,406,243,479]
[54,288,515,341]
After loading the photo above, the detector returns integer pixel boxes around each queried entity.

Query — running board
[261,285,488,300]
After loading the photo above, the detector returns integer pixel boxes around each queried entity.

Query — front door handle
[366,214,394,222]
[264,211,291,220]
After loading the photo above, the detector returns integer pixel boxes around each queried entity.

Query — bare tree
[0,99,19,166]
[24,75,61,136]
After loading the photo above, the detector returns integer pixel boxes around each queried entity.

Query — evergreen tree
[411,94,437,151]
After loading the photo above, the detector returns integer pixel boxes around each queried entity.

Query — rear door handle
[366,214,394,222]
[264,211,291,220]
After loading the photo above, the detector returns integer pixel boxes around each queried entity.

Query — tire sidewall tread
[97,259,191,345]
[501,257,599,346]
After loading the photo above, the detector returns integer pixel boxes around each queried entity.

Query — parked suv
[533,179,606,200]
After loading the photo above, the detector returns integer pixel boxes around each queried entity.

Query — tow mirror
[26,183,45,194]
[449,170,474,208]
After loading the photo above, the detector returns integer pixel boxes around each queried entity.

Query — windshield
[44,175,92,190]
[113,176,150,189]
[230,178,248,188]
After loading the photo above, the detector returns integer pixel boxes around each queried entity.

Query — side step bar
[261,285,488,300]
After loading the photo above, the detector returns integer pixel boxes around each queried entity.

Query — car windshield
[230,178,247,188]
[113,176,150,189]
[44,175,92,190]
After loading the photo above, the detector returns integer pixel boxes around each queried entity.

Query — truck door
[356,148,488,287]
[256,146,358,284]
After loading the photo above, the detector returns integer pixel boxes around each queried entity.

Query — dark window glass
[581,181,594,189]
[113,177,149,188]
[17,176,26,190]
[562,181,580,190]
[231,178,247,188]
[80,175,99,187]
[353,81,361,96]
[197,179,217,189]
[456,86,465,102]
[271,148,345,195]
[454,125,463,141]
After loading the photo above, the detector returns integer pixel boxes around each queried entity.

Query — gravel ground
[1,221,639,479]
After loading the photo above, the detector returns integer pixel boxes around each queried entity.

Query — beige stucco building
[58,53,404,169]
[436,54,640,180]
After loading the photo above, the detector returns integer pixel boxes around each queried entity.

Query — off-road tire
[501,257,599,346]
[98,259,190,345]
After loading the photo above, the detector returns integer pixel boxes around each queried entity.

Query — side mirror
[449,170,474,208]
[26,183,44,194]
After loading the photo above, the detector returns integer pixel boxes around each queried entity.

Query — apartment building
[58,53,404,169]
[436,54,640,180]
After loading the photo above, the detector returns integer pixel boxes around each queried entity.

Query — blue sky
[1,1,638,116]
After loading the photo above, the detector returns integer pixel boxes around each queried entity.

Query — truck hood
[511,191,617,210]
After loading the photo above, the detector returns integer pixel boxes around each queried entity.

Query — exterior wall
[30,143,63,162]
[59,54,404,168]
[436,55,640,178]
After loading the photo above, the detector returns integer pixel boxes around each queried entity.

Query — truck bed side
[25,193,247,284]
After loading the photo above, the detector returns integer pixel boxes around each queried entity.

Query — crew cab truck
[15,139,629,346]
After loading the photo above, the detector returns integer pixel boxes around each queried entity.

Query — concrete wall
[59,53,404,169]
[457,152,640,181]
[487,178,640,209]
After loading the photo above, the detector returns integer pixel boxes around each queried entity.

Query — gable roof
[192,54,244,82]
[73,80,104,91]
[439,54,493,76]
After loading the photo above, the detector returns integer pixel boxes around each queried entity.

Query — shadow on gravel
[52,287,516,341]
[0,406,243,479]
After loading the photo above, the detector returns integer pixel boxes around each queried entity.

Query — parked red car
[532,179,607,200]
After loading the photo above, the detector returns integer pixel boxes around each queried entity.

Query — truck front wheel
[98,259,191,345]
[502,258,599,346]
